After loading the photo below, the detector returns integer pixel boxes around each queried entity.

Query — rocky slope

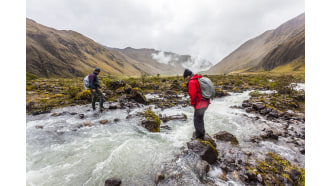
[26,18,147,78]
[207,13,305,74]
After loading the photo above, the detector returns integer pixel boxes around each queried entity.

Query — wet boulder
[192,133,217,148]
[160,113,187,122]
[155,173,165,184]
[260,128,282,140]
[160,125,171,130]
[196,159,210,178]
[129,88,147,105]
[213,131,239,146]
[31,110,51,116]
[51,112,64,117]
[104,178,121,186]
[252,102,266,110]
[141,110,161,132]
[107,80,126,90]
[215,88,229,98]
[83,121,93,127]
[245,107,254,113]
[187,139,219,164]
[26,101,35,112]
[99,120,108,124]
[242,100,251,108]
[108,102,121,109]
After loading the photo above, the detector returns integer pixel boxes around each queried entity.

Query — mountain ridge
[27,18,212,78]
[206,13,305,74]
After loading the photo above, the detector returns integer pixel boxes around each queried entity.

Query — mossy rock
[187,138,219,164]
[246,152,305,185]
[130,88,147,104]
[141,110,160,132]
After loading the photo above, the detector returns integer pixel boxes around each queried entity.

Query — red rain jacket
[187,74,210,109]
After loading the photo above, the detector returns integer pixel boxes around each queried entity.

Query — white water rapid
[26,91,304,186]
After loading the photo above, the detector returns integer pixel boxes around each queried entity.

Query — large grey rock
[213,131,239,146]
[187,139,218,164]
[252,102,266,110]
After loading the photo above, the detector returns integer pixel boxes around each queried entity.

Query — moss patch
[142,110,161,132]
[246,152,305,185]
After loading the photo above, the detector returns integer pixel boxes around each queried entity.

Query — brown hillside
[26,18,143,78]
[206,13,305,74]
[260,28,305,71]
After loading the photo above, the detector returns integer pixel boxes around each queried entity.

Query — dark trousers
[91,88,105,109]
[193,106,208,140]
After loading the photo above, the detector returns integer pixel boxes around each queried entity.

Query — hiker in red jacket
[183,69,210,140]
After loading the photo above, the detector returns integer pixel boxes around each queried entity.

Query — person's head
[183,69,193,80]
[94,67,101,75]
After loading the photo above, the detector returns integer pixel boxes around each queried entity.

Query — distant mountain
[107,47,213,75]
[26,18,146,78]
[206,13,305,74]
[26,18,212,78]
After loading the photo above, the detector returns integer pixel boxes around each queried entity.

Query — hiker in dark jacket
[183,69,210,140]
[89,67,105,111]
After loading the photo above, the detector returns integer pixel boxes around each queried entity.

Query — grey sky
[26,0,304,64]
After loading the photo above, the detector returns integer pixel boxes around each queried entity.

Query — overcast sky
[26,0,304,64]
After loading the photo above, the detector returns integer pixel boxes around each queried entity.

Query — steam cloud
[152,51,212,73]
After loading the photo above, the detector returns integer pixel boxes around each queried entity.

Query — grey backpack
[198,77,215,99]
[83,75,90,90]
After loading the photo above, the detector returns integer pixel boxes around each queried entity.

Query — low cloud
[151,51,173,65]
[152,51,212,73]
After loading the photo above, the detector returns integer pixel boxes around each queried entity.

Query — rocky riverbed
[27,88,304,186]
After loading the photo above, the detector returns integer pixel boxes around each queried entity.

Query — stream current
[26,90,304,186]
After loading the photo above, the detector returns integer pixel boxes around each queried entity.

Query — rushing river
[26,91,304,186]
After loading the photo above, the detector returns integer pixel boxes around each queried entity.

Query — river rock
[141,110,160,132]
[31,110,51,116]
[51,112,63,117]
[219,172,228,181]
[109,103,121,109]
[196,159,210,178]
[289,169,301,184]
[99,120,108,124]
[160,125,171,130]
[252,102,266,110]
[35,125,43,129]
[104,178,121,186]
[129,89,147,105]
[192,133,217,148]
[155,173,165,184]
[83,121,93,127]
[245,107,253,113]
[260,128,282,140]
[213,131,239,146]
[26,101,35,112]
[160,114,187,122]
[79,114,85,119]
[268,110,279,118]
[187,139,218,164]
